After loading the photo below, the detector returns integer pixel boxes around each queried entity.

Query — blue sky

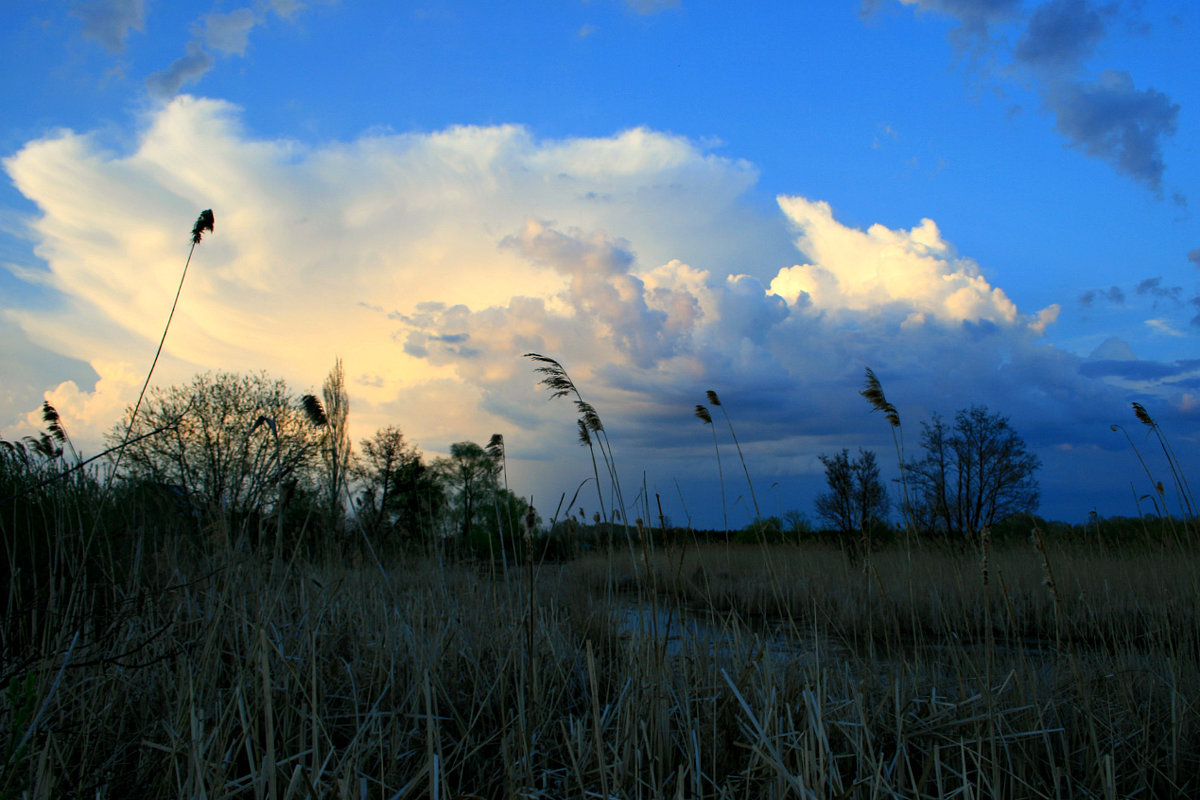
[1,0,1197,527]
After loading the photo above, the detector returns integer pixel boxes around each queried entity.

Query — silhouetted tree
[815,449,888,543]
[906,405,1040,543]
[353,425,444,546]
[108,371,322,521]
[434,441,500,543]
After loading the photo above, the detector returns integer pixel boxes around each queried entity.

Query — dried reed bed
[6,531,1199,798]
[579,541,1200,656]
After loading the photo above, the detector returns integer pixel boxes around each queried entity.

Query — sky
[1,0,1197,528]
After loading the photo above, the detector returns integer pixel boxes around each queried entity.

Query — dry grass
[4,527,1199,798]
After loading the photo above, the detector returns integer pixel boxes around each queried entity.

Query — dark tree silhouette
[353,425,444,545]
[815,448,888,542]
[434,441,500,541]
[108,371,322,520]
[906,405,1040,542]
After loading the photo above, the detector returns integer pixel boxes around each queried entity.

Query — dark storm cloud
[72,0,145,52]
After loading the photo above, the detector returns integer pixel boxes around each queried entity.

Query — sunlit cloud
[770,196,1032,327]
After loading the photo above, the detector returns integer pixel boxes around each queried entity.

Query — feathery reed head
[41,401,68,444]
[705,390,721,407]
[301,394,328,427]
[22,432,61,460]
[191,209,215,245]
[525,353,577,400]
[576,418,592,447]
[486,433,505,461]
[694,404,712,424]
[860,367,900,428]
[1131,402,1156,429]
[576,401,604,433]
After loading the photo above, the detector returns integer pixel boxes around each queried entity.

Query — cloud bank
[3,97,1194,522]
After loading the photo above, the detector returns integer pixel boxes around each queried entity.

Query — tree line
[5,362,1044,561]
[105,364,534,559]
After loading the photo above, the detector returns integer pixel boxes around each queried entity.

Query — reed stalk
[108,211,213,487]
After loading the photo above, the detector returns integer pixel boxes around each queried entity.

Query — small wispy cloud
[1079,285,1125,307]
[625,0,682,15]
[72,0,146,53]
[1135,276,1182,305]
[1146,318,1186,337]
[144,4,310,99]
[145,43,214,98]
[197,8,258,56]
[1045,70,1179,192]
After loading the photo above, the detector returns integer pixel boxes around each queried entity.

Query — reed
[695,404,728,535]
[108,211,214,487]
[3,516,1196,798]
[525,353,637,568]
[705,390,760,523]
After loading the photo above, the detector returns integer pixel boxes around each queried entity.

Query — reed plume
[525,354,619,526]
[695,404,728,533]
[1129,402,1196,523]
[109,210,214,484]
[704,390,759,522]
[525,353,636,569]
[860,367,914,537]
[40,401,80,462]
[301,394,328,427]
[860,368,899,428]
